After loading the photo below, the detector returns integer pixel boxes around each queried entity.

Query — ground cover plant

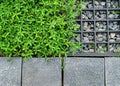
[0,0,84,59]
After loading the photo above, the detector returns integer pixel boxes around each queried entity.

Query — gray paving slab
[105,58,120,86]
[0,57,22,86]
[64,58,104,86]
[22,58,61,86]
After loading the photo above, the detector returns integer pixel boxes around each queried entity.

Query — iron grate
[70,0,120,56]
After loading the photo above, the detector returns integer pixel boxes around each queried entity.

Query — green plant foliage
[112,11,120,15]
[0,0,83,59]
[98,45,107,53]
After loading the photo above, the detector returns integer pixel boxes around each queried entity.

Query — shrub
[0,0,83,59]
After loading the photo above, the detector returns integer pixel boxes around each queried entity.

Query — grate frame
[70,0,120,57]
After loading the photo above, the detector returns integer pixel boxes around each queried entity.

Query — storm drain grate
[72,0,120,56]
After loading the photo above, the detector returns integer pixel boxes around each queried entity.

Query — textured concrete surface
[0,57,22,86]
[64,58,104,86]
[105,58,120,86]
[1,57,120,86]
[22,58,61,86]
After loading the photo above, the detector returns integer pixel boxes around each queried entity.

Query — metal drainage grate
[71,0,120,56]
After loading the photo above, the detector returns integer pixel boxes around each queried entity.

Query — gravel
[95,11,106,20]
[75,35,80,42]
[82,11,93,20]
[108,11,119,19]
[94,1,99,5]
[96,22,107,31]
[109,44,120,52]
[101,2,105,6]
[109,39,115,42]
[97,44,107,53]
[109,33,120,42]
[108,2,119,8]
[110,33,116,38]
[96,33,107,42]
[79,0,120,53]
[83,22,94,31]
[109,22,119,30]
[83,33,94,42]
[83,44,94,53]
[87,4,93,9]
